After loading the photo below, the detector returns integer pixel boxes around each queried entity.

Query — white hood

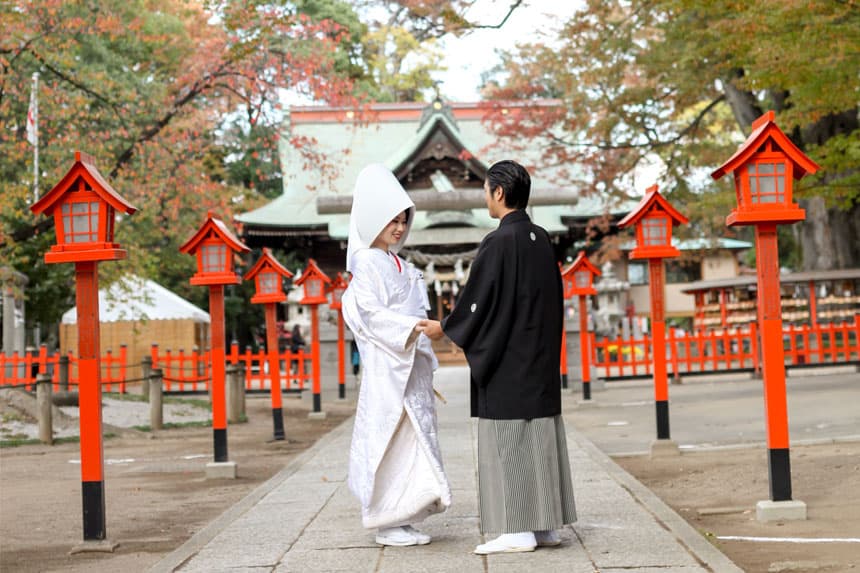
[346,163,415,272]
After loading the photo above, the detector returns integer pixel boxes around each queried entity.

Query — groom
[421,159,576,554]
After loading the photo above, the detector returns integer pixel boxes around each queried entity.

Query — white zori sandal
[375,525,431,546]
[473,532,537,554]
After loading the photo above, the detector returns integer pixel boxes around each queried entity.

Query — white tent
[61,276,209,324]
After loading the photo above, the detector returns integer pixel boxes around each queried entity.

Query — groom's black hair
[486,160,531,210]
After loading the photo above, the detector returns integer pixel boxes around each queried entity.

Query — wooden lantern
[712,111,820,227]
[245,248,293,305]
[30,151,137,263]
[618,185,689,259]
[562,251,601,298]
[295,259,332,306]
[328,272,349,311]
[179,212,250,285]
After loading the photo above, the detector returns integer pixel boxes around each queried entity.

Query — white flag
[26,78,38,146]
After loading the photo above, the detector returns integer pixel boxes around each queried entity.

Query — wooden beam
[317,188,581,214]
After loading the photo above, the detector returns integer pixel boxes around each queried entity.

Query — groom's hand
[422,320,445,341]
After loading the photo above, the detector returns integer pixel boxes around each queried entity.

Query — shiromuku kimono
[341,163,451,529]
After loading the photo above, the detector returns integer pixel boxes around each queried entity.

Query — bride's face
[373,210,409,250]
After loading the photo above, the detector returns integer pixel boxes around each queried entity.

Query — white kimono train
[342,247,452,529]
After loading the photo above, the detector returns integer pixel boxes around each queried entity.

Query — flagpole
[31,72,39,203]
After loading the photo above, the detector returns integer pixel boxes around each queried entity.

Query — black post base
[214,428,228,462]
[768,447,793,502]
[582,381,591,400]
[272,408,285,441]
[313,393,321,413]
[338,384,345,399]
[561,373,568,389]
[82,480,106,541]
[656,400,670,440]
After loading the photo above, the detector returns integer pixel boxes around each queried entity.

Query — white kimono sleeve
[343,253,421,357]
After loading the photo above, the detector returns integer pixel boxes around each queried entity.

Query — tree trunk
[798,198,860,270]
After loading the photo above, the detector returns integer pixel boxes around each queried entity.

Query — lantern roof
[564,250,602,278]
[711,111,820,181]
[30,151,137,217]
[245,248,293,282]
[294,258,332,287]
[179,212,250,255]
[330,271,349,290]
[617,184,689,229]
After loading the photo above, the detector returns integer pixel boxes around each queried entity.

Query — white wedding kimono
[342,247,451,528]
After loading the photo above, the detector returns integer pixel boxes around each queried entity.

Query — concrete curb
[147,416,355,573]
[569,427,745,573]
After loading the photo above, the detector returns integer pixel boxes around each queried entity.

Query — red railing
[1,343,314,393]
[592,315,859,379]
[225,342,311,393]
[0,344,128,391]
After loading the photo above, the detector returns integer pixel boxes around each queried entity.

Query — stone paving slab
[152,366,743,573]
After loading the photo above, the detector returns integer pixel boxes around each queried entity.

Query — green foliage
[484,0,859,267]
[1,0,357,341]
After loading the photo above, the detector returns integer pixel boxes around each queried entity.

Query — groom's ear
[493,185,505,203]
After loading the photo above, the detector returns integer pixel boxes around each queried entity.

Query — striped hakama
[477,415,577,534]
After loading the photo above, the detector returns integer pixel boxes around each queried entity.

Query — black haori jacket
[442,209,563,420]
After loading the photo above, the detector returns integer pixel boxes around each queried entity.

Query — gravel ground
[0,392,211,441]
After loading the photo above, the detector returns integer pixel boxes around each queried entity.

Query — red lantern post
[619,185,688,446]
[245,248,293,440]
[295,259,331,417]
[562,251,602,401]
[30,151,136,546]
[712,110,819,520]
[328,272,349,400]
[180,213,250,476]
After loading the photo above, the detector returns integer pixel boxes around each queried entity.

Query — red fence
[1,343,314,393]
[592,316,860,379]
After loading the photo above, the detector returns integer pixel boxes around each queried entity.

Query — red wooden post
[713,110,820,510]
[29,151,136,544]
[854,314,860,360]
[311,305,321,409]
[180,212,250,470]
[119,345,127,394]
[619,185,688,441]
[808,280,818,327]
[337,310,346,398]
[328,272,349,400]
[577,296,590,393]
[755,223,793,491]
[668,327,680,381]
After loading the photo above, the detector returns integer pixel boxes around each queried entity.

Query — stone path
[151,366,742,573]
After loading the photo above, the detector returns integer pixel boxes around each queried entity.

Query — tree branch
[546,94,726,151]
[108,64,229,178]
[470,0,524,29]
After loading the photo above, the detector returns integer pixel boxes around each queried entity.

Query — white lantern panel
[202,244,227,273]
